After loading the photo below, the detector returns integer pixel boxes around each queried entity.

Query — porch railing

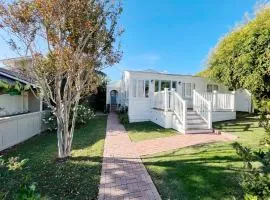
[193,90,212,129]
[152,88,187,129]
[200,91,235,111]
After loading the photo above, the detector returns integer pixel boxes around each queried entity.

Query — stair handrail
[171,89,187,130]
[193,90,212,129]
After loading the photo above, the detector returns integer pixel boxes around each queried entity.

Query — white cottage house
[106,70,252,134]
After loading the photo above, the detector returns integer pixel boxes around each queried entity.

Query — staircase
[185,110,213,134]
[152,89,213,134]
[172,109,213,134]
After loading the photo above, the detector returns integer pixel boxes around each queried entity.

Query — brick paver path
[98,113,161,200]
[135,132,237,156]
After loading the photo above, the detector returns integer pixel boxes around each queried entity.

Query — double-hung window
[132,79,150,98]
[207,84,219,92]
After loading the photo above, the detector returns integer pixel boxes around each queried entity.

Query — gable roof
[0,67,36,85]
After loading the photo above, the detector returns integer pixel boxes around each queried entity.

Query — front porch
[150,88,236,134]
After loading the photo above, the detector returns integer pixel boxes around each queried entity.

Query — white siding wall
[235,89,252,113]
[0,93,29,117]
[126,71,230,122]
[0,111,46,151]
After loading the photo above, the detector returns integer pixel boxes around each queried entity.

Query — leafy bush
[42,105,95,131]
[233,100,270,200]
[117,106,129,125]
[76,104,95,126]
[42,112,57,132]
[0,156,41,200]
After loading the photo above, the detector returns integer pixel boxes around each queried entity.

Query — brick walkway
[98,113,161,200]
[135,132,237,156]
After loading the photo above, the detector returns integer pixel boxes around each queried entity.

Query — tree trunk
[56,100,79,158]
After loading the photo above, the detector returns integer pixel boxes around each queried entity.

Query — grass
[124,121,177,142]
[142,112,266,200]
[0,116,107,200]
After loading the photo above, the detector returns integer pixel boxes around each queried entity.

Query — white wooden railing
[193,90,212,129]
[152,88,187,129]
[170,89,187,129]
[200,91,235,111]
[153,91,166,110]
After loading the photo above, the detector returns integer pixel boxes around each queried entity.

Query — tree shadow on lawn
[143,154,244,200]
[0,116,107,200]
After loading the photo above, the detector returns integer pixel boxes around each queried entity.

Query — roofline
[124,70,202,77]
[0,56,32,63]
[0,71,36,86]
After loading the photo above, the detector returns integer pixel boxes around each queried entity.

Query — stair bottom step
[185,129,213,134]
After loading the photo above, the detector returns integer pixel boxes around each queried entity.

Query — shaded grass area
[142,112,266,200]
[0,116,107,200]
[124,121,177,142]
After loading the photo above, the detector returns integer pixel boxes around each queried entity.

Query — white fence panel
[0,111,47,151]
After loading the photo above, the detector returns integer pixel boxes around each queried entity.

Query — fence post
[208,101,212,129]
[171,88,175,111]
[231,91,236,111]
[164,88,168,111]
[183,100,187,131]
[193,89,195,111]
[213,90,217,111]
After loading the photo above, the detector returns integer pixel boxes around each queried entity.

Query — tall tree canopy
[0,0,122,158]
[206,6,270,100]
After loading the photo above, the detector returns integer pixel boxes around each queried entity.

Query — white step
[185,129,213,134]
[187,118,206,124]
[187,123,208,129]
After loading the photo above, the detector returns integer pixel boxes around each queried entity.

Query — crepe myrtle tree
[0,0,123,158]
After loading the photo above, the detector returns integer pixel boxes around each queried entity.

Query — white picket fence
[0,111,47,151]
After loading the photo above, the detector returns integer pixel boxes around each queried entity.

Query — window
[182,83,195,97]
[207,84,219,92]
[138,80,144,97]
[185,83,192,97]
[161,81,171,91]
[132,79,150,98]
[155,80,159,92]
[132,80,137,97]
[172,81,177,90]
[145,80,149,97]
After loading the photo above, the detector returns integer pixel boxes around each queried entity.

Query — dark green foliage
[0,80,30,95]
[0,156,41,200]
[84,72,109,112]
[42,105,95,131]
[0,116,107,199]
[205,7,270,100]
[202,5,270,199]
[117,106,129,125]
[76,104,95,126]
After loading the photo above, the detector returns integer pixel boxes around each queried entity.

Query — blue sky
[0,0,256,81]
[103,0,256,81]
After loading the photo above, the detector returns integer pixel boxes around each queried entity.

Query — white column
[164,88,168,112]
[171,88,175,111]
[231,91,236,111]
[183,100,187,132]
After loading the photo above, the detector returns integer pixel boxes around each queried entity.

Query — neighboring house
[0,57,46,151]
[106,70,252,134]
[0,64,41,117]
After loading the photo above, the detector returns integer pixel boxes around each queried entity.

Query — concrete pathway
[134,132,237,156]
[98,113,161,200]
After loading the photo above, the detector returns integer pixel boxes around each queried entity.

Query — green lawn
[142,113,266,200]
[0,116,107,200]
[125,121,177,142]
